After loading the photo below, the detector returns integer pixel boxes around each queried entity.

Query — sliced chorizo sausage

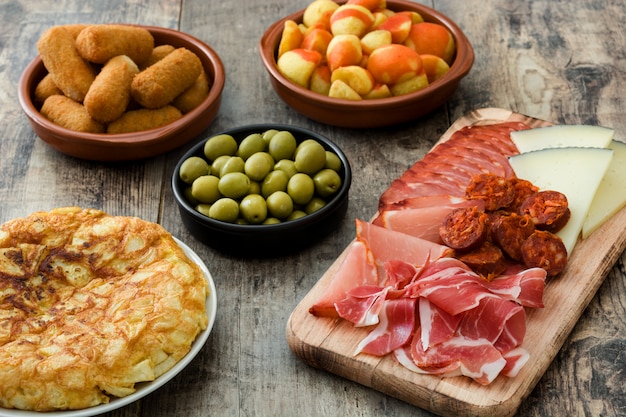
[439,206,489,251]
[507,178,539,212]
[491,212,535,261]
[465,173,515,211]
[519,190,571,233]
[456,241,509,281]
[520,230,568,277]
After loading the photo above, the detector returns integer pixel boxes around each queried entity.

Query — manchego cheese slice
[510,124,614,153]
[582,140,626,238]
[509,147,614,255]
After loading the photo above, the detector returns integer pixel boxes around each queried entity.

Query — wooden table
[1,1,624,416]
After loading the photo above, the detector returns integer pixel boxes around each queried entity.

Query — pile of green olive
[178,129,343,224]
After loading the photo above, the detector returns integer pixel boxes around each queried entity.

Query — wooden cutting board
[285,108,626,417]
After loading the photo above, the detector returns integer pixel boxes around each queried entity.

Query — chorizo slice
[491,212,535,261]
[465,173,515,211]
[507,178,539,212]
[439,206,489,251]
[456,241,508,281]
[519,190,571,233]
[520,230,568,277]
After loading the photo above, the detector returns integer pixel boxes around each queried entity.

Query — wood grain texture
[0,0,625,416]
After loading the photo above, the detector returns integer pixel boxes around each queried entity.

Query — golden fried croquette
[84,55,139,123]
[41,95,105,133]
[130,47,202,109]
[172,70,210,114]
[106,105,182,134]
[34,73,62,104]
[75,24,154,65]
[59,23,89,39]
[140,44,176,69]
[37,26,96,102]
[0,207,209,411]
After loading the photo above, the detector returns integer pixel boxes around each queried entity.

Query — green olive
[219,156,245,177]
[208,198,239,222]
[268,130,297,161]
[261,169,289,198]
[305,197,327,214]
[237,133,266,160]
[218,172,250,199]
[195,203,212,217]
[184,186,199,206]
[211,155,231,176]
[239,194,268,224]
[294,139,320,158]
[263,217,281,225]
[262,129,280,144]
[287,173,315,205]
[179,156,210,184]
[204,134,238,161]
[191,175,222,204]
[294,141,326,175]
[313,168,342,198]
[274,159,298,179]
[287,210,307,221]
[248,180,261,195]
[244,152,274,181]
[324,151,342,172]
[266,191,294,219]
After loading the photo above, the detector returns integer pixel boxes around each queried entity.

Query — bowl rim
[18,25,226,148]
[259,0,475,110]
[172,123,352,234]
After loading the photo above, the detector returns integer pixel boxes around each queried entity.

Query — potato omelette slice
[0,207,209,411]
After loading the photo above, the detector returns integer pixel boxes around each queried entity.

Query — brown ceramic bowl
[18,25,225,162]
[259,0,474,128]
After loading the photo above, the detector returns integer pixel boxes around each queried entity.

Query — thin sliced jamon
[501,347,530,377]
[457,297,526,353]
[354,298,417,356]
[378,194,484,212]
[309,240,378,317]
[485,267,546,308]
[418,297,462,350]
[408,331,507,385]
[356,219,452,276]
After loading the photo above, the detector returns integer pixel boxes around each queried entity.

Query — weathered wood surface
[0,1,624,417]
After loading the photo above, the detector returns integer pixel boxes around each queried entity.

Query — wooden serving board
[286,108,626,417]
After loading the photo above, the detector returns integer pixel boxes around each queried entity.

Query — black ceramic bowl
[172,124,352,256]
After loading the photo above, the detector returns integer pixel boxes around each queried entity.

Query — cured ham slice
[309,240,378,317]
[411,258,501,316]
[355,219,452,276]
[354,298,417,356]
[501,347,530,377]
[408,332,507,385]
[418,297,461,350]
[457,297,526,353]
[335,285,389,327]
[486,267,546,308]
[375,197,484,243]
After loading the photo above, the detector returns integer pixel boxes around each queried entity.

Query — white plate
[0,238,217,417]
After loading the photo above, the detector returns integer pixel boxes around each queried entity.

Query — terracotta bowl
[259,0,474,128]
[18,25,225,162]
[172,124,352,256]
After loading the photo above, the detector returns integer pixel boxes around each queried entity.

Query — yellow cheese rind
[508,147,614,255]
[510,125,614,153]
[582,140,626,238]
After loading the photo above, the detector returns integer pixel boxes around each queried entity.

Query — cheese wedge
[510,125,614,153]
[509,147,614,254]
[582,140,626,238]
